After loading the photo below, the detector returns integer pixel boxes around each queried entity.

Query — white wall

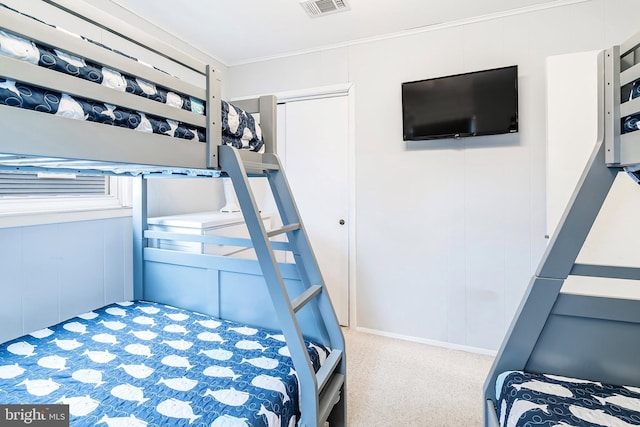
[0,217,132,343]
[546,50,602,239]
[225,0,640,351]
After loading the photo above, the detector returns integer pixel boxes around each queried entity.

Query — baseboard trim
[353,326,498,357]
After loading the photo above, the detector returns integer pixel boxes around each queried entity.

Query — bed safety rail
[41,0,206,74]
[606,30,640,166]
[231,96,278,156]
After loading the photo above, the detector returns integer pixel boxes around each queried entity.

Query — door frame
[234,83,356,327]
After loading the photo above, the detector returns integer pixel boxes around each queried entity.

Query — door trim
[275,83,352,103]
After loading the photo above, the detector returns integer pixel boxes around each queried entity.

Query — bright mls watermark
[0,405,68,426]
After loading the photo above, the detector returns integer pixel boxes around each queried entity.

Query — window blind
[0,171,107,197]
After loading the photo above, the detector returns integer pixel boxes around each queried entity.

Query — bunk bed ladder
[219,144,347,427]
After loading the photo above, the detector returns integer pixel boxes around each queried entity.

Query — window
[0,171,107,197]
[0,171,132,218]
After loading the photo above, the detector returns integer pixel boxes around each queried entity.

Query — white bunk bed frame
[483,30,640,426]
[0,1,346,426]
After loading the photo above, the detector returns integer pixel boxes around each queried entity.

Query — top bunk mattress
[0,300,330,427]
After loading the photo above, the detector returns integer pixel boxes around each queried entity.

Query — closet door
[277,96,350,326]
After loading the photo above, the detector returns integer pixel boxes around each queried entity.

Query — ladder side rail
[218,145,319,425]
[263,153,346,353]
[268,172,348,425]
[264,152,347,426]
[264,168,318,288]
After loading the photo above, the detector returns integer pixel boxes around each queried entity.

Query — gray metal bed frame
[0,1,346,426]
[483,31,640,426]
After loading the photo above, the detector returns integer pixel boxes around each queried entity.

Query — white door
[276,95,350,326]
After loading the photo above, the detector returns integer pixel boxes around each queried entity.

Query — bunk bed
[484,30,640,427]
[0,1,346,426]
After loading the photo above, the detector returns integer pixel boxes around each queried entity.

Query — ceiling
[108,0,569,66]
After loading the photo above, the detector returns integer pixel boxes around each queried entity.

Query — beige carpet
[343,328,495,427]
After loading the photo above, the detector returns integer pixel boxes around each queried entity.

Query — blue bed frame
[483,31,640,427]
[0,1,346,425]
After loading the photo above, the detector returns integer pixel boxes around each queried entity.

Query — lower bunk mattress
[0,300,329,426]
[496,370,640,426]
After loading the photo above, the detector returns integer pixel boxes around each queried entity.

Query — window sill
[0,206,132,229]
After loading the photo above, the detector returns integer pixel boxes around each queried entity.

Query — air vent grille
[300,0,350,17]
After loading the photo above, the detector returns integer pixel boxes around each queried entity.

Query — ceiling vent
[300,0,350,18]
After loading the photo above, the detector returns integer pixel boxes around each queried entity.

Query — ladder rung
[318,373,345,424]
[291,284,322,313]
[242,160,280,172]
[267,223,300,237]
[316,349,343,393]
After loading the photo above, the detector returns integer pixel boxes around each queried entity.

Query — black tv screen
[402,65,518,141]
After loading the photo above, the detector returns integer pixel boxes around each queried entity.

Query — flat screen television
[402,65,518,141]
